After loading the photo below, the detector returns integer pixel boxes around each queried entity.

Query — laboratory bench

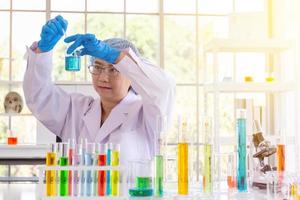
[0,183,272,200]
[0,144,281,199]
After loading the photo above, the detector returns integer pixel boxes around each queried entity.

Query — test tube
[178,143,188,195]
[106,143,112,195]
[203,144,212,194]
[233,147,237,188]
[59,143,69,196]
[111,143,120,196]
[46,143,56,196]
[98,144,107,196]
[277,143,285,172]
[68,139,75,196]
[293,178,298,198]
[154,115,166,197]
[85,143,95,196]
[55,143,61,194]
[154,155,163,197]
[93,143,100,196]
[202,117,212,194]
[72,143,82,197]
[80,138,87,196]
[227,154,235,189]
[178,116,189,195]
[237,109,247,192]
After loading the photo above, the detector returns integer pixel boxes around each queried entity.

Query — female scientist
[23,15,175,164]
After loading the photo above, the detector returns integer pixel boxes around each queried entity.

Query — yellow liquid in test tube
[294,183,298,198]
[111,150,120,196]
[289,183,298,198]
[203,144,212,194]
[46,152,56,196]
[178,143,188,195]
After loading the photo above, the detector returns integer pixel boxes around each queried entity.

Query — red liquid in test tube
[98,154,107,196]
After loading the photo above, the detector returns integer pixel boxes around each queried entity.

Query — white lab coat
[23,47,175,166]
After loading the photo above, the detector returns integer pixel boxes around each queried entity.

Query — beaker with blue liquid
[65,50,81,71]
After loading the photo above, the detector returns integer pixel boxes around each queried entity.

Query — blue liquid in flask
[65,51,81,71]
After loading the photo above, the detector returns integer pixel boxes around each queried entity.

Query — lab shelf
[201,35,299,179]
[204,38,292,52]
[0,113,33,116]
[203,82,296,93]
[0,144,48,165]
[0,144,49,159]
[0,80,22,86]
[0,80,92,86]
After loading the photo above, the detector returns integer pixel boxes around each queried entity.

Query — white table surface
[0,183,275,200]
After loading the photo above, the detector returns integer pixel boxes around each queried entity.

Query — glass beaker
[65,50,81,71]
[128,159,154,197]
[7,129,17,145]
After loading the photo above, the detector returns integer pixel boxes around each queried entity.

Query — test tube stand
[37,165,127,200]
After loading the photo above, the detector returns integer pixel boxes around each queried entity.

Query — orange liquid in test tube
[227,176,234,189]
[277,144,285,172]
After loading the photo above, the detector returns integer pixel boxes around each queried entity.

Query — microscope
[252,120,277,189]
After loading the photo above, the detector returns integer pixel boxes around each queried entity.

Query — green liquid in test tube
[154,155,163,197]
[59,143,69,196]
[154,115,166,197]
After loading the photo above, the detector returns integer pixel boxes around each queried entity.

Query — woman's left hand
[64,33,121,64]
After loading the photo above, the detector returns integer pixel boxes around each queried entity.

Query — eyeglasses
[88,64,119,77]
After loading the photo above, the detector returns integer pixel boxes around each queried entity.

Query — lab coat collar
[83,90,138,142]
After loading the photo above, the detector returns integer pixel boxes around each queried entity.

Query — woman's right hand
[38,15,68,52]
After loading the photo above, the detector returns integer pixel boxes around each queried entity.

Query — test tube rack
[37,165,127,200]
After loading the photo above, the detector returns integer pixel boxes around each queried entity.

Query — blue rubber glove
[64,34,121,64]
[38,15,68,52]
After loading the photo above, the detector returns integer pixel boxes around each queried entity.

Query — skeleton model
[4,91,23,114]
[252,120,277,189]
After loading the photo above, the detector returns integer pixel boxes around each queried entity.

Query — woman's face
[90,59,131,103]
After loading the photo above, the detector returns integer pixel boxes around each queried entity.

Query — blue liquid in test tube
[85,143,95,196]
[237,109,247,192]
[80,139,87,196]
[72,154,81,196]
[106,144,112,195]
